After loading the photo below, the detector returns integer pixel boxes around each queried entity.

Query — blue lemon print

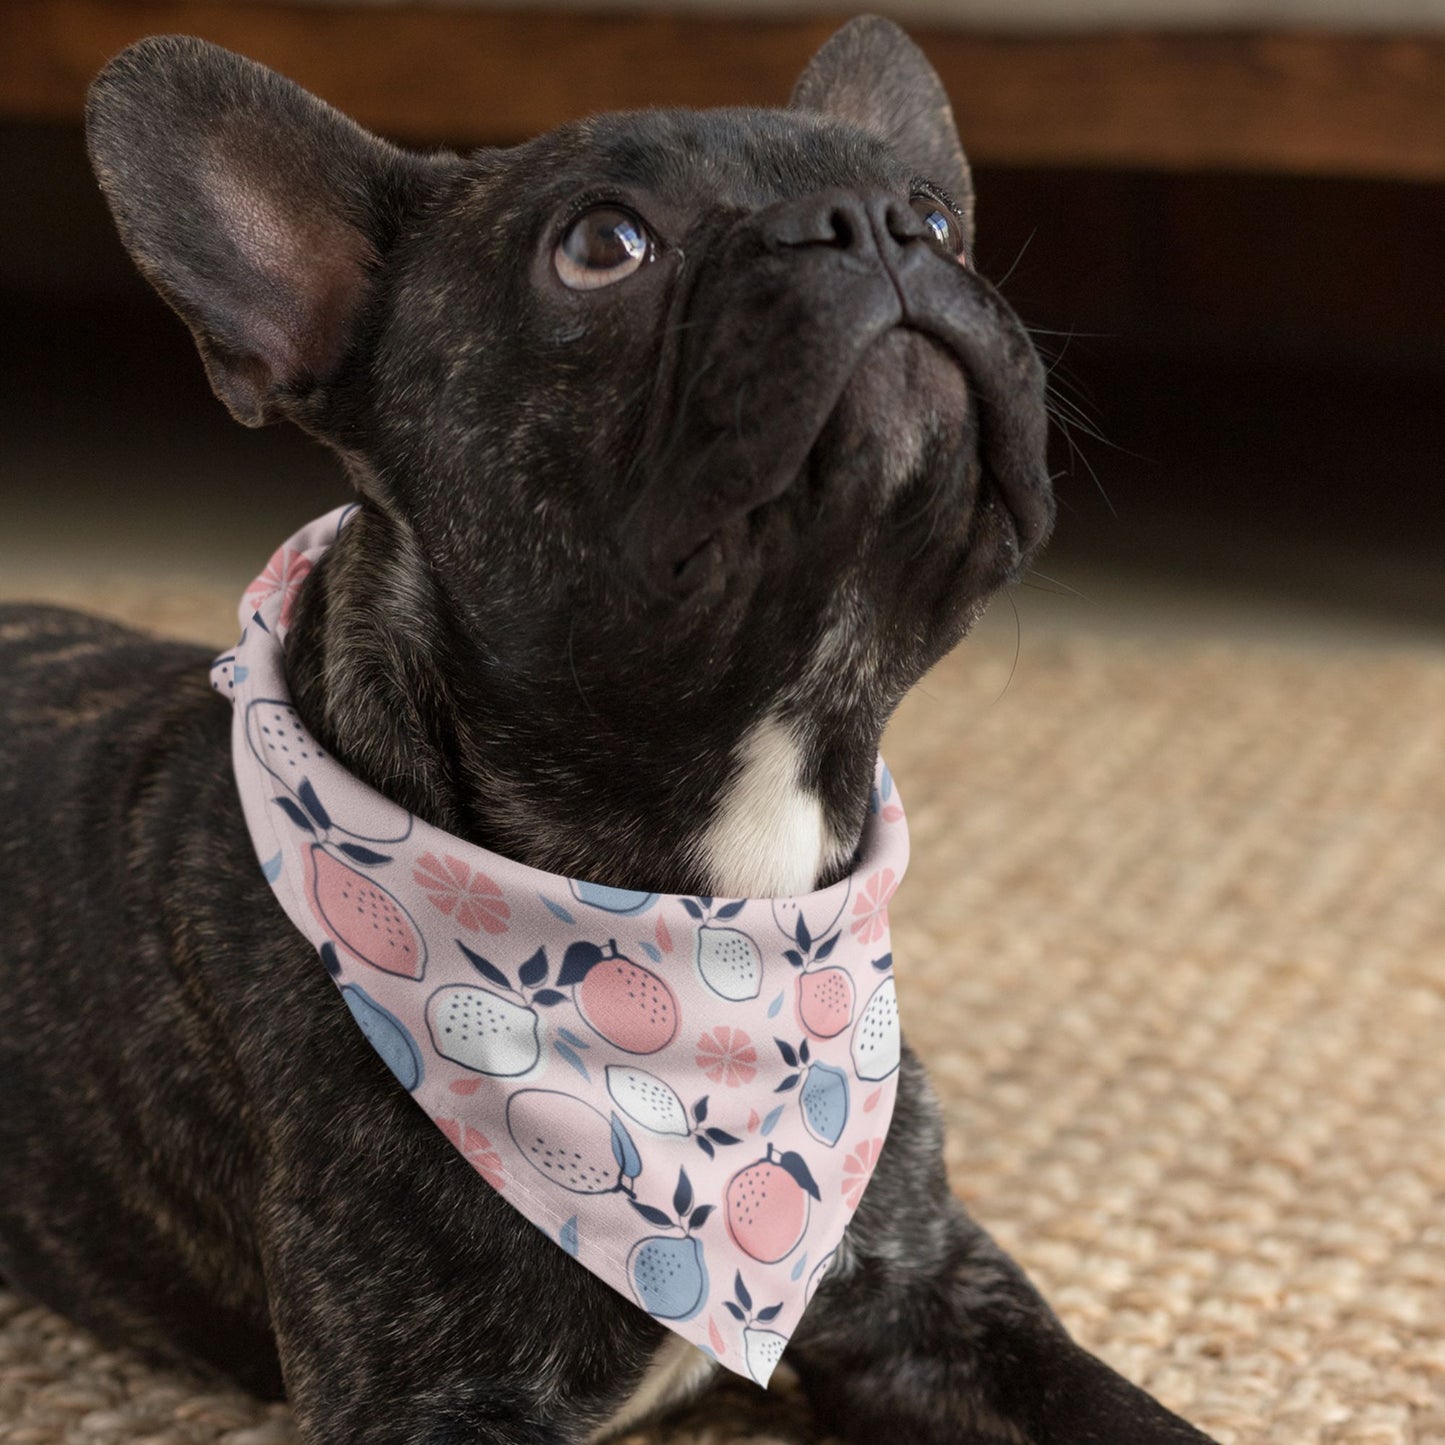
[568,880,659,916]
[342,985,424,1092]
[628,1234,709,1321]
[800,1062,850,1147]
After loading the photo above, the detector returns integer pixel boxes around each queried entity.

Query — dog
[0,17,1216,1443]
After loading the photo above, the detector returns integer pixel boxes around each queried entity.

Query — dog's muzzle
[624,187,1055,596]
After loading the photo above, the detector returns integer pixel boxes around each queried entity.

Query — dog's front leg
[249,1142,652,1445]
[258,1251,572,1445]
[785,1049,1215,1445]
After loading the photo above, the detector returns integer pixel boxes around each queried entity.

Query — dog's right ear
[791,17,973,247]
[86,36,449,427]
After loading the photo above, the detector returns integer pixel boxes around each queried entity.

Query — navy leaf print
[557,941,604,988]
[518,948,549,989]
[458,942,510,991]
[298,779,331,830]
[734,1272,752,1310]
[779,1151,822,1201]
[273,797,314,834]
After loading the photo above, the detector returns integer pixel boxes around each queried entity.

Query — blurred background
[1,1,1442,641]
[1,5,1442,1445]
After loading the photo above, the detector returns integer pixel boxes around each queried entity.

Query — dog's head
[87,19,1052,889]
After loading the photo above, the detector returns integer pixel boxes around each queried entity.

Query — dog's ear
[790,16,973,246]
[86,35,447,426]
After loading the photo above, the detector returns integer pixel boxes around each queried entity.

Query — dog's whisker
[1020,568,1086,600]
[1052,415,1119,519]
[567,616,602,720]
[988,225,1037,293]
[988,587,1023,708]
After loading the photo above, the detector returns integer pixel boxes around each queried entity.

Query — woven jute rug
[2,572,1442,1445]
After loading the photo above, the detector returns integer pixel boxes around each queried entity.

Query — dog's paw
[615,1368,833,1445]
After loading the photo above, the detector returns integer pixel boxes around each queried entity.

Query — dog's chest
[593,715,835,1431]
[699,716,841,895]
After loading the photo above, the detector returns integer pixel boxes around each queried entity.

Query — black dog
[0,18,1215,1443]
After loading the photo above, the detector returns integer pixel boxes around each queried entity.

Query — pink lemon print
[566,941,678,1054]
[795,966,855,1039]
[308,845,426,979]
[725,1146,818,1263]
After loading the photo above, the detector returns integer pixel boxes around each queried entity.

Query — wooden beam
[3,0,1445,180]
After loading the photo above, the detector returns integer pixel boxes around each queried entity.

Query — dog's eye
[555,207,651,290]
[910,195,967,265]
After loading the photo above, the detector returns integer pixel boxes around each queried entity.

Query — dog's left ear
[790,15,973,246]
[86,35,452,428]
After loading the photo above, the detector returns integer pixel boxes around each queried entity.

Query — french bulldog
[0,17,1215,1444]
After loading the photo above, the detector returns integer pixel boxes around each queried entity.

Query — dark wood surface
[4,0,1445,179]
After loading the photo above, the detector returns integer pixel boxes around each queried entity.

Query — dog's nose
[761,189,933,262]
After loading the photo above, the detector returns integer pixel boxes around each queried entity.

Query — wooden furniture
[4,0,1445,180]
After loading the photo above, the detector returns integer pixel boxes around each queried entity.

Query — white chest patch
[699,716,835,897]
[594,720,841,1433]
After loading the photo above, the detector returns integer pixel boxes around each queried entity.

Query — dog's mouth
[668,325,969,592]
[631,281,1053,601]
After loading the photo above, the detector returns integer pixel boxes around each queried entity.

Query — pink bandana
[211,508,908,1385]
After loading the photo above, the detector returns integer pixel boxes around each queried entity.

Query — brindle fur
[0,19,1215,1444]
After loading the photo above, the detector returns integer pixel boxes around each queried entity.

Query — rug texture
[2,574,1442,1445]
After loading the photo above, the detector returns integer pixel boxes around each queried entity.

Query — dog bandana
[211,507,908,1385]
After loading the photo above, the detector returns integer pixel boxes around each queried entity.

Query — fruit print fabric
[211,507,909,1386]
